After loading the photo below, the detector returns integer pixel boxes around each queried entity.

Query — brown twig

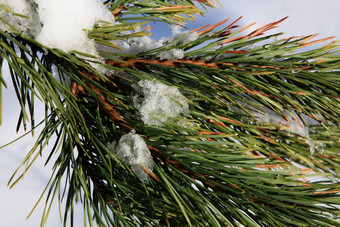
[112,5,126,18]
[71,72,133,132]
[106,58,235,70]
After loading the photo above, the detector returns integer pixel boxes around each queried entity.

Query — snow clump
[107,131,154,183]
[35,0,115,55]
[161,25,199,45]
[158,49,184,60]
[0,0,41,36]
[124,35,163,55]
[133,80,189,126]
[1,0,115,57]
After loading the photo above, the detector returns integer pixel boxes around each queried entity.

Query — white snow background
[1,0,340,226]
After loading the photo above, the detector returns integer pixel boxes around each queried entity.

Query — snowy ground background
[1,0,340,226]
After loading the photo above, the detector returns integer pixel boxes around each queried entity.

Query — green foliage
[1,0,340,226]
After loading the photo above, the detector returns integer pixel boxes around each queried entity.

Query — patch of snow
[98,25,197,56]
[254,110,309,138]
[133,80,189,126]
[184,32,199,43]
[230,101,323,152]
[161,25,199,44]
[97,34,164,56]
[107,141,117,153]
[0,0,41,36]
[35,0,114,54]
[252,109,323,152]
[158,48,184,60]
[0,1,198,71]
[108,132,153,183]
[1,0,115,72]
[126,36,163,55]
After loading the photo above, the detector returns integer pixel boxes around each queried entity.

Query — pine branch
[0,1,339,226]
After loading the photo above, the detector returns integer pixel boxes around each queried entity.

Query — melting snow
[0,0,41,36]
[35,0,114,54]
[158,48,184,60]
[1,0,115,57]
[108,132,153,183]
[1,1,200,67]
[133,80,189,126]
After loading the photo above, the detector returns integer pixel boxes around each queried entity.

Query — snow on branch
[232,102,323,152]
[1,0,115,57]
[1,1,202,70]
[158,49,184,60]
[98,25,198,58]
[107,131,154,183]
[35,0,114,54]
[133,80,190,127]
[0,0,41,36]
